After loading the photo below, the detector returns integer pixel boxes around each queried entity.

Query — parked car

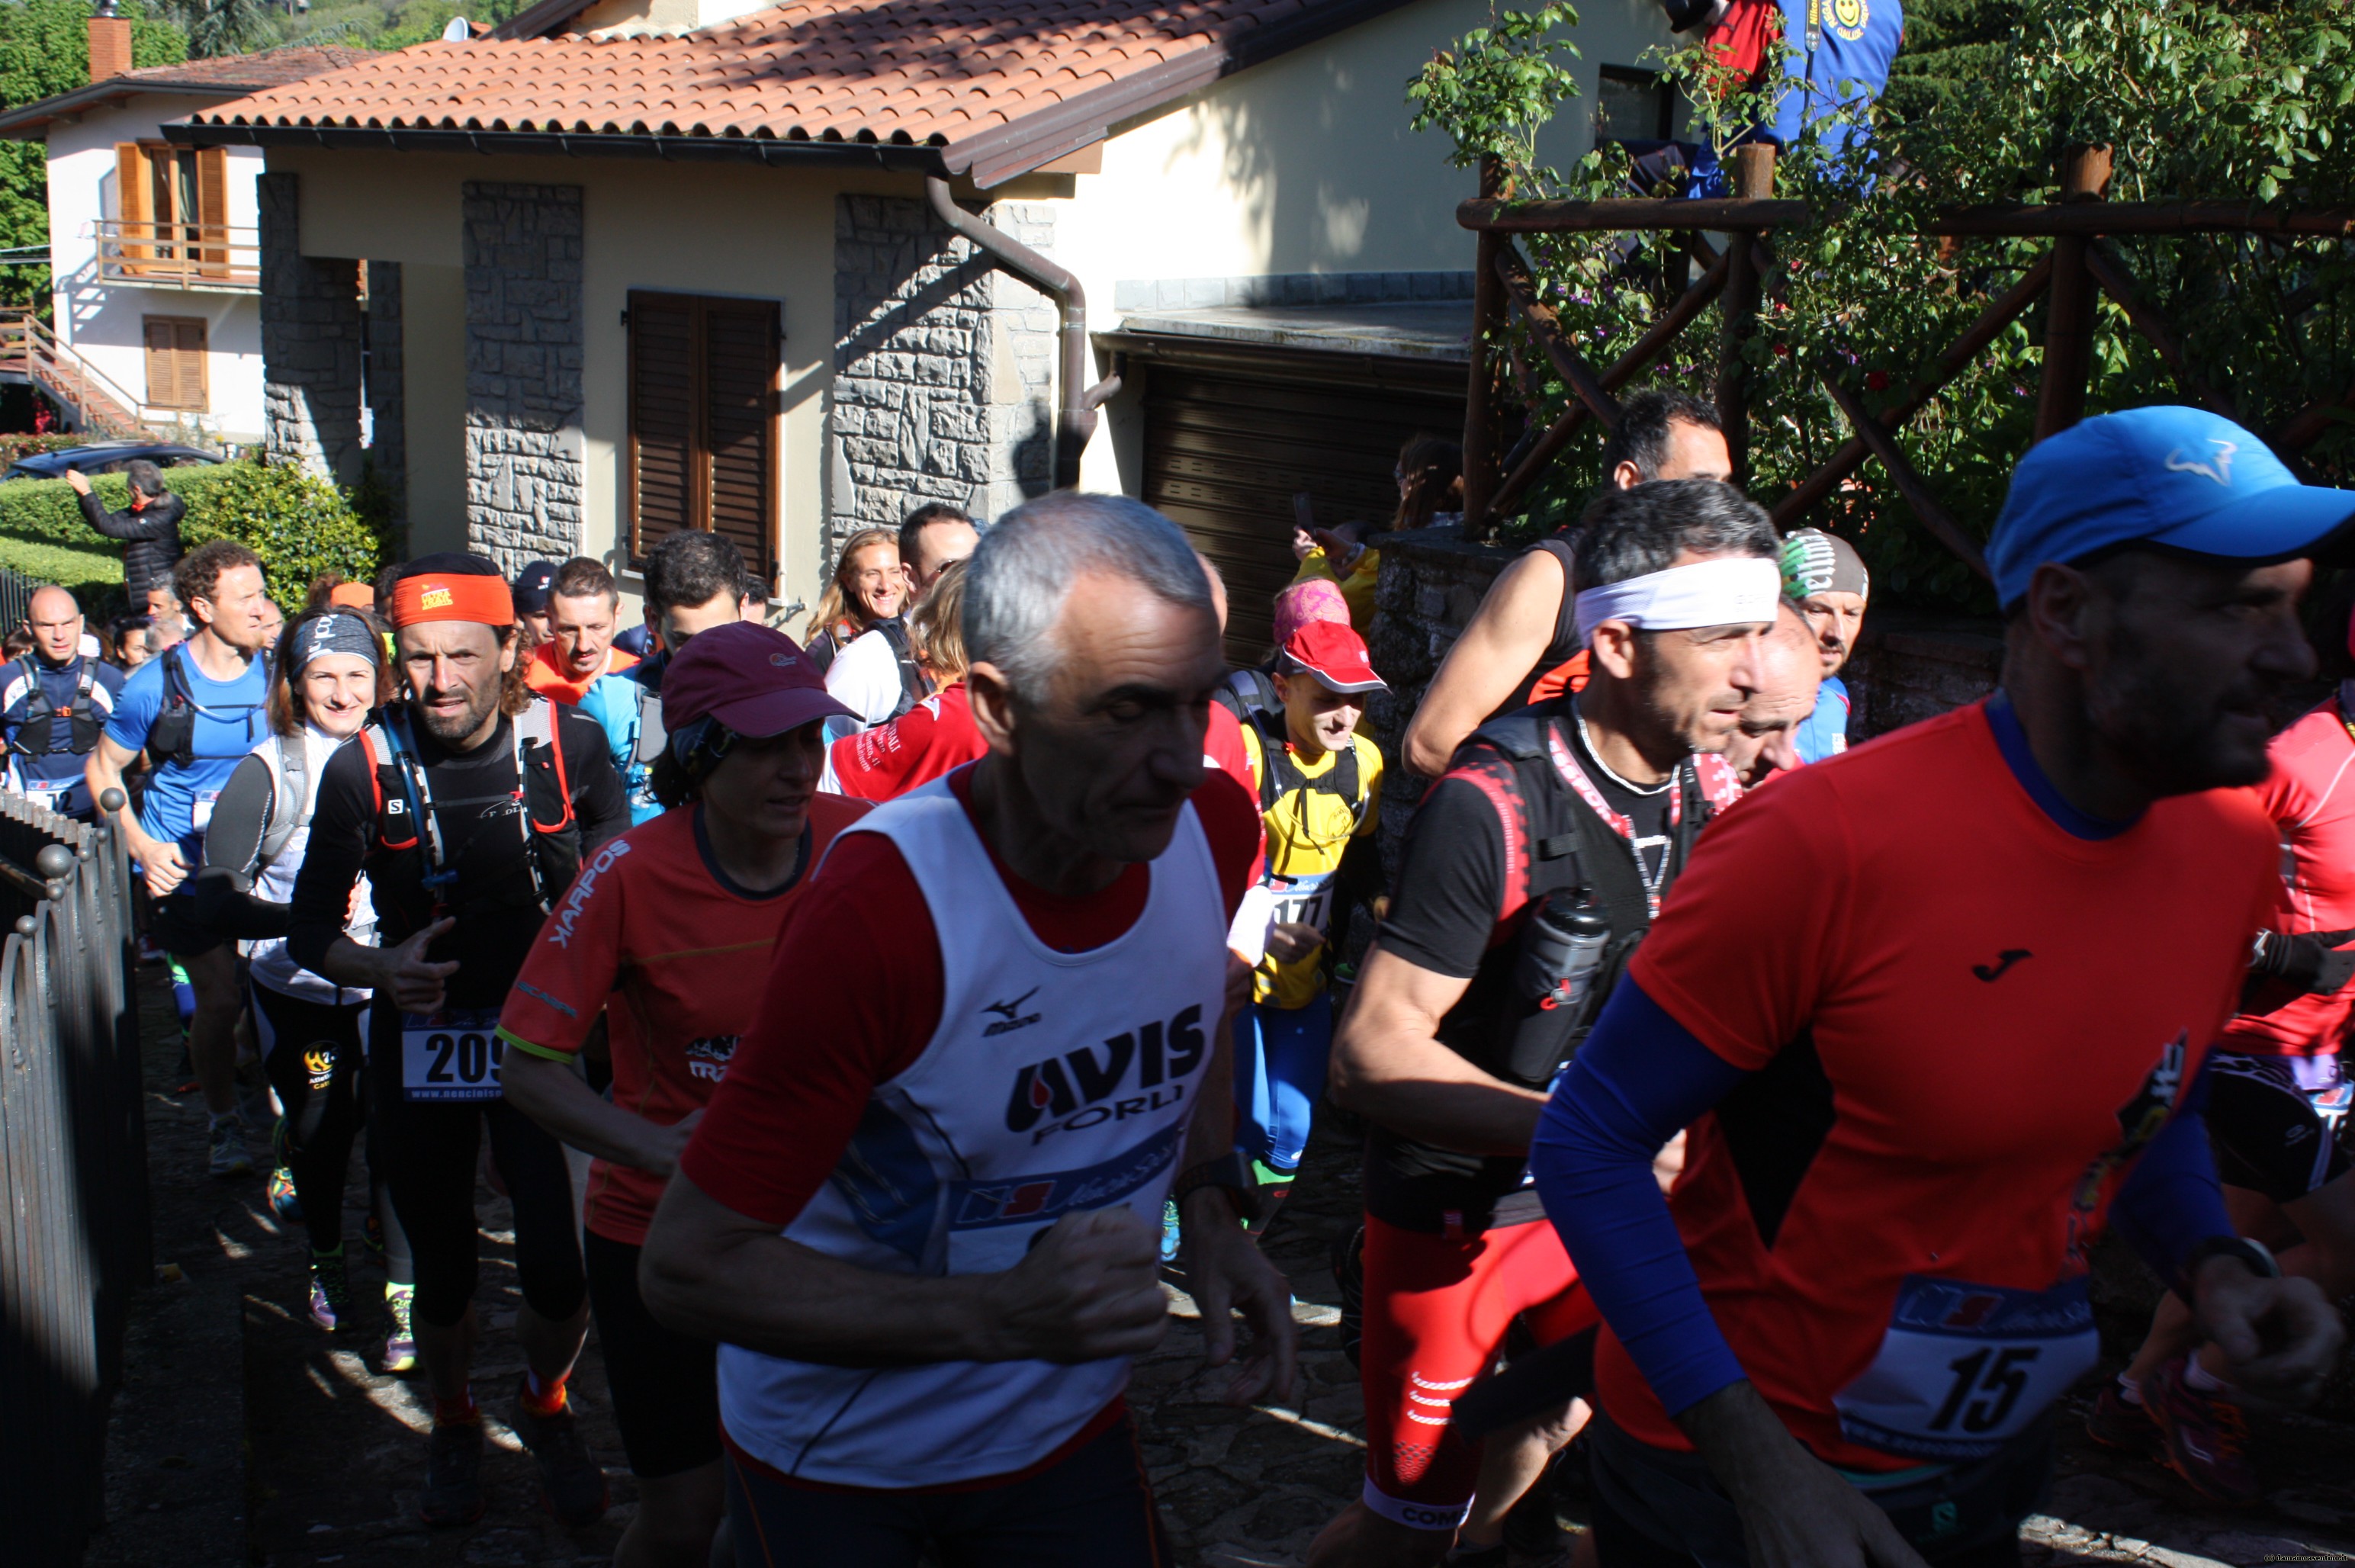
[4,442,221,481]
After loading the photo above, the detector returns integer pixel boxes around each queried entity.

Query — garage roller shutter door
[1139,357,1462,665]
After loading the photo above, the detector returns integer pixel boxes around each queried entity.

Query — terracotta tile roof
[178,0,1414,185]
[0,43,376,137]
[117,44,378,92]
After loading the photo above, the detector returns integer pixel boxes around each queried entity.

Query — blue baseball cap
[1987,406,2355,609]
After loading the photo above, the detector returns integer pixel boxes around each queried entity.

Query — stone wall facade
[461,182,584,571]
[361,259,406,541]
[258,173,365,487]
[827,194,1058,571]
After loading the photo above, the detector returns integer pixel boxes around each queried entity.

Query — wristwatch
[1171,1152,1258,1223]
[2183,1235,2281,1287]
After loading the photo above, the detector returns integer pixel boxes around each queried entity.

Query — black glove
[2249,928,2355,995]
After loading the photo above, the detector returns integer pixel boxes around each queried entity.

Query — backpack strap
[358,721,422,853]
[879,618,927,720]
[633,684,667,766]
[516,696,574,837]
[256,731,313,869]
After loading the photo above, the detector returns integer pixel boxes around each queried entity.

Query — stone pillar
[461,182,583,572]
[259,172,365,486]
[362,259,406,540]
[827,194,1057,569]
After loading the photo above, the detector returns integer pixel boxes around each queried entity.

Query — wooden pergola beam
[1458,196,1810,233]
[1493,242,1624,431]
[1822,374,1991,581]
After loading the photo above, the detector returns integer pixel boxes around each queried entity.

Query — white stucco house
[0,34,369,445]
[149,0,1679,648]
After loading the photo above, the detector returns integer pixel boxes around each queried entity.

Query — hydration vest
[1245,708,1371,828]
[255,730,316,869]
[876,618,928,723]
[1448,702,1708,1088]
[146,644,270,768]
[4,657,102,759]
[354,696,580,914]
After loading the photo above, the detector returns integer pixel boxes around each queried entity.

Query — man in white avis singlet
[641,492,1297,1567]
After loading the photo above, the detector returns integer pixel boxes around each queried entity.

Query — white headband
[1573,557,1782,645]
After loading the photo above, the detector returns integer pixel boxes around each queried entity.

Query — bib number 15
[400,1011,505,1102]
[1833,1274,2098,1462]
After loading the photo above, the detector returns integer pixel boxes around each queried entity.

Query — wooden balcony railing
[92,220,259,292]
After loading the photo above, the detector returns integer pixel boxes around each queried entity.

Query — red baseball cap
[1281,619,1386,695]
[660,621,857,737]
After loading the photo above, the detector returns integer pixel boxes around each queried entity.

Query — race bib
[1265,871,1336,935]
[1834,1275,2099,1461]
[192,788,222,833]
[400,1010,506,1102]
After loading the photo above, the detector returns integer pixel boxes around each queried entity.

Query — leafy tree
[1412,0,2355,611]
[171,0,277,57]
[0,1,187,309]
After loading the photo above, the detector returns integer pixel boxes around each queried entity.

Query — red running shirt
[496,796,871,1244]
[683,763,1261,1229]
[2222,692,2355,1057]
[1596,702,2281,1470]
[826,683,988,802]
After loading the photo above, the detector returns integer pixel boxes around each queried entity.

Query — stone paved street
[82,970,2355,1567]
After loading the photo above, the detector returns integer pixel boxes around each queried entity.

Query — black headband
[292,612,382,675]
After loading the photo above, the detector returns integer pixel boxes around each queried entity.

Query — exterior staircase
[0,309,151,439]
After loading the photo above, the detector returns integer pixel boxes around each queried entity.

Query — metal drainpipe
[925,175,1120,493]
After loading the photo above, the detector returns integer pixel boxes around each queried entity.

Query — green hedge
[0,459,384,615]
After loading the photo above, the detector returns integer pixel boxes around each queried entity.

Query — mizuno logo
[982,986,1043,1037]
[2164,439,2237,486]
[1972,949,2032,982]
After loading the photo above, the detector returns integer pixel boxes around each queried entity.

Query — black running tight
[254,982,367,1255]
[365,1002,585,1329]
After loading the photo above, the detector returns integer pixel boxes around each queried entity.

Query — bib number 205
[400,1011,505,1102]
[1833,1274,2098,1461]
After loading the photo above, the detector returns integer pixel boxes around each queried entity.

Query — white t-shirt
[823,625,908,734]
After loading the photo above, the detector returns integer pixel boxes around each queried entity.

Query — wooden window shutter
[628,294,697,559]
[115,143,149,262]
[195,147,227,272]
[702,300,777,579]
[142,317,172,407]
[173,319,207,410]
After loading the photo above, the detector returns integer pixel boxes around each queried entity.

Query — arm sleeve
[562,714,632,848]
[287,741,376,976]
[2108,1058,2237,1295]
[499,840,628,1060]
[78,490,160,543]
[1530,979,1756,1415]
[679,834,944,1226]
[1373,774,1510,979]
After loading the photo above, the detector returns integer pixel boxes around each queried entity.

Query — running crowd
[8,394,2355,1568]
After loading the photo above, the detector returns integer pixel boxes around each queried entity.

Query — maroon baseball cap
[1282,619,1386,695]
[660,621,857,737]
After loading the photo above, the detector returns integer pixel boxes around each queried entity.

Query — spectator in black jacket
[69,458,185,615]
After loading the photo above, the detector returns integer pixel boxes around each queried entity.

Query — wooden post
[2032,143,2112,442]
[1717,145,1775,486]
[1462,154,1508,536]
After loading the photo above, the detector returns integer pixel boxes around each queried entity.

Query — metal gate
[0,786,146,1566]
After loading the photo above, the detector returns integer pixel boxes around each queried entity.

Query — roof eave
[163,117,954,175]
[948,0,1424,186]
[0,76,259,140]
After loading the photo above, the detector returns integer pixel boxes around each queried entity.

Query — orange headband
[390,574,514,628]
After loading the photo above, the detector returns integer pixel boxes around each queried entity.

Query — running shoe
[267,1168,303,1225]
[1160,1197,1182,1265]
[2084,1380,2162,1458]
[381,1284,417,1375]
[208,1113,254,1179]
[307,1248,352,1332]
[1332,1223,1366,1368]
[504,1374,609,1528]
[2142,1354,2260,1507]
[419,1418,487,1528]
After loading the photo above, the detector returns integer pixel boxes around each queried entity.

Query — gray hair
[963,492,1215,704]
[1571,479,1777,596]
